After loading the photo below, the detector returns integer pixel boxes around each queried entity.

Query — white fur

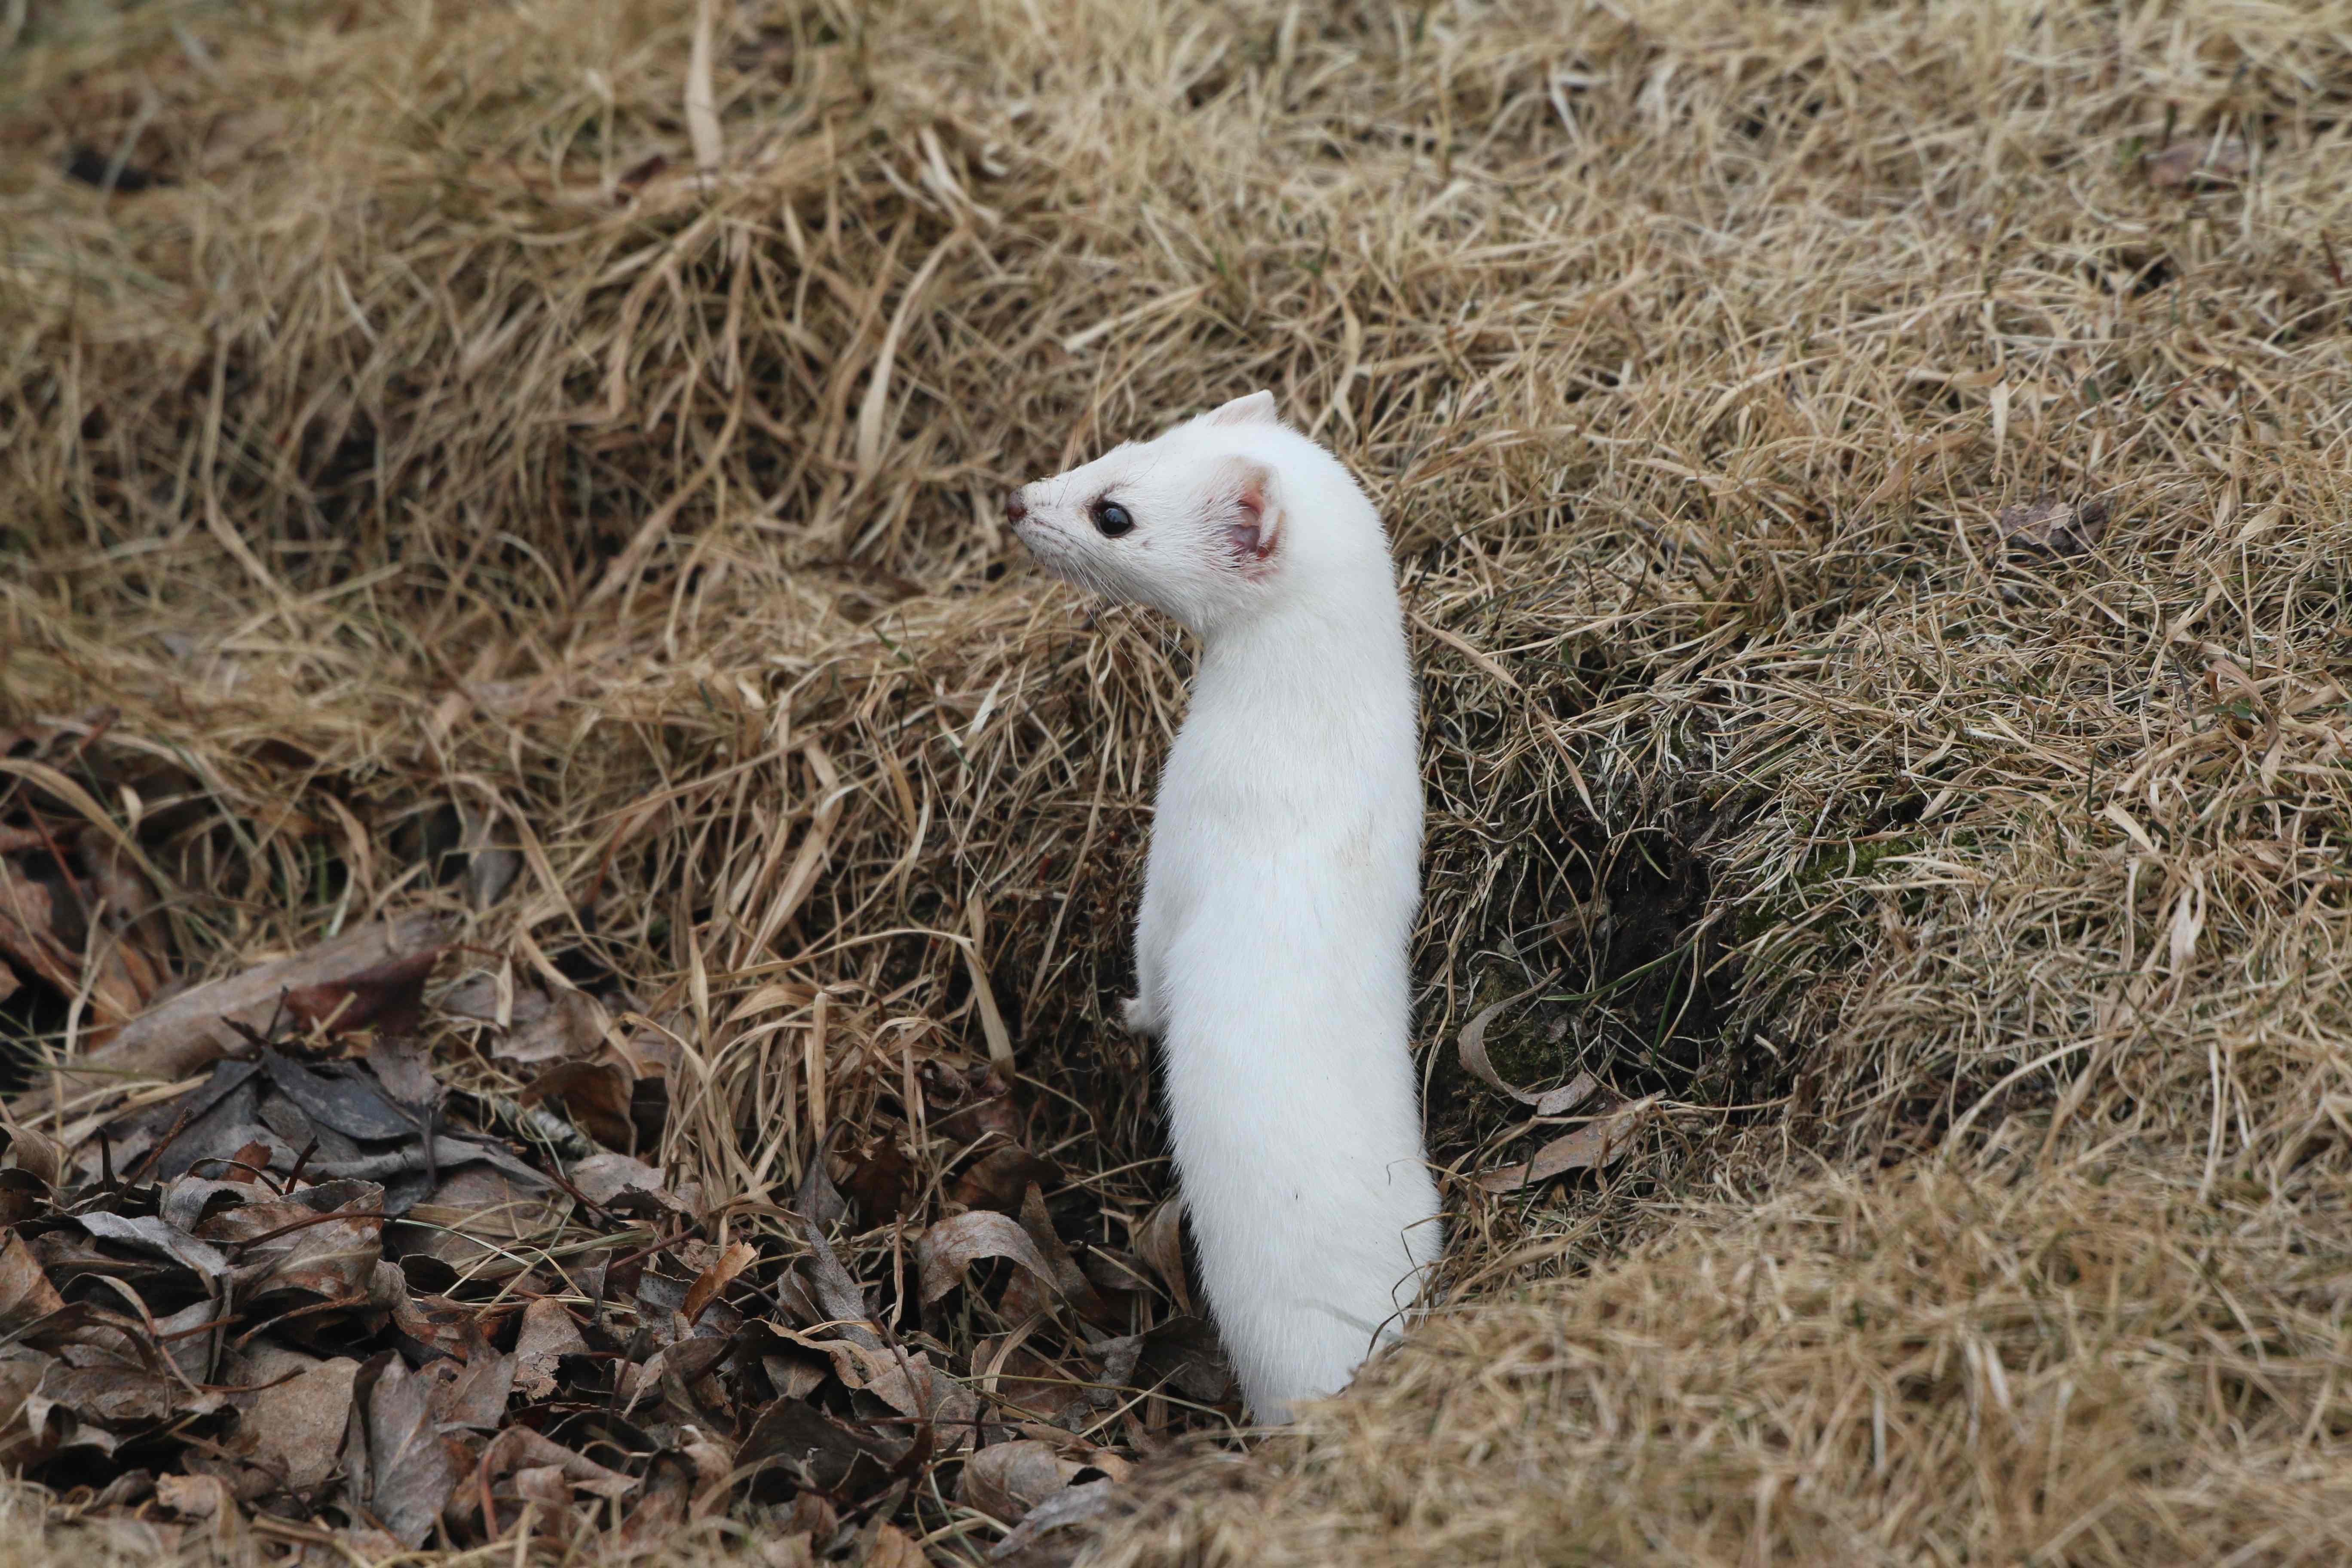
[1008,390,1442,1423]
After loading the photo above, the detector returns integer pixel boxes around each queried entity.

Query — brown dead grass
[5,0,2352,1561]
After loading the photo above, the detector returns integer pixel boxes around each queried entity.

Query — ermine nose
[1004,490,1028,524]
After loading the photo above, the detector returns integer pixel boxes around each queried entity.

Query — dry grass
[5,0,2352,1561]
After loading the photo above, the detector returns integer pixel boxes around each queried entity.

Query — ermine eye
[1092,500,1134,538]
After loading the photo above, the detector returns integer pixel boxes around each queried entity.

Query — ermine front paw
[1120,995,1160,1037]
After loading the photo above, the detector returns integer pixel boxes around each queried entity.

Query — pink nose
[1004,490,1028,524]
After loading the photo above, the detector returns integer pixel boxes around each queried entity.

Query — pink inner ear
[1227,481,1276,564]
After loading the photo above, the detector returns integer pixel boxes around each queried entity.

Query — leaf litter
[0,725,1233,1564]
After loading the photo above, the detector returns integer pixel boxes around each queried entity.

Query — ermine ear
[1222,461,1282,575]
[1202,389,1279,428]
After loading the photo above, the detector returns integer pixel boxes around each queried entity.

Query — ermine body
[1007,391,1442,1423]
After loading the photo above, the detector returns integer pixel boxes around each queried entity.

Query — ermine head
[1004,390,1387,635]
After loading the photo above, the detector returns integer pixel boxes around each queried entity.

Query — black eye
[1092,500,1134,537]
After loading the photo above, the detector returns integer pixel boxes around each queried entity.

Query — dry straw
[4,0,2352,1561]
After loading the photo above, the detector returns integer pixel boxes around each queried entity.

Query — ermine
[1005,390,1442,1423]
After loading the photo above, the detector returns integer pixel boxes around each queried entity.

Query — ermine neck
[1191,585,1411,735]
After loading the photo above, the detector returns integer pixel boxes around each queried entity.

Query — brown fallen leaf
[0,1353,55,1468]
[522,1060,636,1150]
[916,1209,1064,1307]
[154,1472,230,1520]
[960,1438,1089,1523]
[1992,494,2110,557]
[358,1354,464,1546]
[74,1210,232,1281]
[202,1345,359,1500]
[279,946,440,1039]
[426,1350,514,1431]
[199,1182,386,1307]
[737,1396,904,1499]
[1456,972,1600,1117]
[830,1341,980,1441]
[1011,1185,1115,1324]
[864,1520,929,1568]
[612,1449,699,1547]
[839,1133,917,1222]
[925,1062,1025,1146]
[0,1230,66,1334]
[512,1297,590,1400]
[13,911,453,1117]
[972,1342,1097,1426]
[1131,1197,1191,1316]
[473,1424,637,1501]
[442,978,607,1066]
[950,1146,1057,1214]
[988,1476,1121,1565]
[1478,1098,1650,1193]
[1131,1317,1236,1406]
[567,1151,689,1215]
[396,1164,562,1274]
[683,1240,756,1326]
[392,1290,488,1363]
[0,859,144,1035]
[2147,136,2250,190]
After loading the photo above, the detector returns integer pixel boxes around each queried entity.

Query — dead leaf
[364,1035,442,1109]
[0,1230,66,1333]
[1131,1198,1190,1316]
[15,911,452,1117]
[864,1520,928,1568]
[2147,136,2250,189]
[1478,1098,1649,1193]
[427,1351,514,1431]
[221,1347,359,1497]
[949,1147,1057,1215]
[359,1355,463,1546]
[612,1449,699,1547]
[279,945,439,1038]
[973,1342,1096,1425]
[475,1425,638,1499]
[0,1352,56,1468]
[509,987,609,1064]
[683,1240,756,1326]
[391,1291,486,1363]
[154,1472,230,1520]
[259,1050,419,1140]
[960,1439,1088,1522]
[839,1134,917,1222]
[200,1181,386,1306]
[738,1397,905,1499]
[396,1165,560,1272]
[1991,495,2110,557]
[1130,1317,1235,1405]
[512,1297,590,1400]
[1013,1185,1114,1323]
[988,1477,1120,1565]
[917,1210,1064,1307]
[523,1060,636,1150]
[0,859,144,1033]
[1456,973,1601,1117]
[74,1211,233,1281]
[925,1062,1025,1147]
[567,1151,687,1215]
[832,1342,980,1440]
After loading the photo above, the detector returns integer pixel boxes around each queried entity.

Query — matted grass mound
[4,0,2351,1562]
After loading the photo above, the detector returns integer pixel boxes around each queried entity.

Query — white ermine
[1005,389,1442,1423]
